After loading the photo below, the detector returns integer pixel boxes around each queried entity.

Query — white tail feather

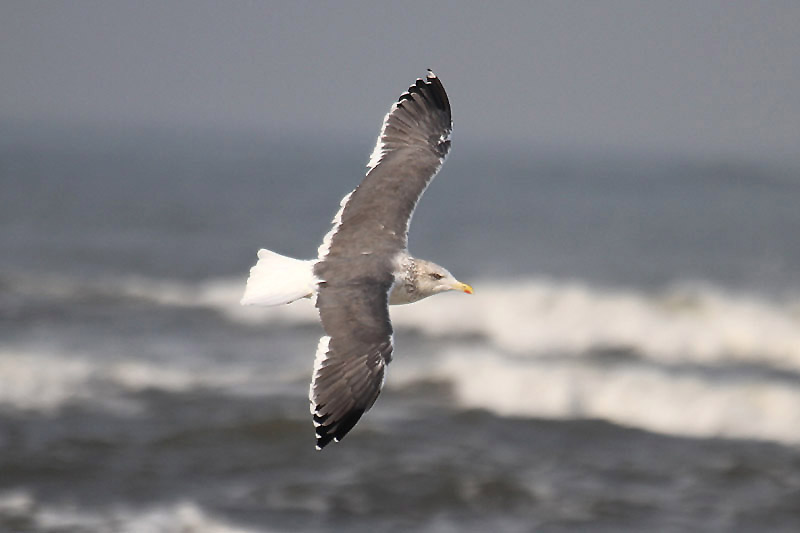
[240,249,316,306]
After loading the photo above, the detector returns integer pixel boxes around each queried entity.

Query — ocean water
[2,123,800,532]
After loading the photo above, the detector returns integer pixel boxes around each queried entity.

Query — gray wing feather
[310,277,394,449]
[327,70,452,258]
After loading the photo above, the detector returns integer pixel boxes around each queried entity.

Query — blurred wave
[5,271,800,444]
[433,347,800,444]
[4,130,800,531]
[8,272,798,368]
[0,491,264,533]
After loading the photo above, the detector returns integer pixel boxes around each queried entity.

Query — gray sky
[2,1,798,161]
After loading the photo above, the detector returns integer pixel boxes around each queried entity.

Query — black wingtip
[313,408,366,450]
[315,434,334,450]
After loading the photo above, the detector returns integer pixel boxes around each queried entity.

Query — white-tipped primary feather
[240,249,316,306]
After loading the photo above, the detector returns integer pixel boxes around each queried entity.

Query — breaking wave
[0,346,294,414]
[7,272,800,444]
[4,342,799,444]
[428,347,800,444]
[392,279,800,370]
[0,490,267,533]
[11,272,799,370]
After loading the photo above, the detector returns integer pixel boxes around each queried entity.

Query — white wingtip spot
[427,69,436,79]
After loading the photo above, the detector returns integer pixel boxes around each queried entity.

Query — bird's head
[414,259,473,298]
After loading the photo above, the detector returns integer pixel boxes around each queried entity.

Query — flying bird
[241,70,472,449]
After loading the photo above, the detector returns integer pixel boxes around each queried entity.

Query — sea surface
[2,123,800,532]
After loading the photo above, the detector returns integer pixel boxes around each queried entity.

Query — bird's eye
[430,273,444,280]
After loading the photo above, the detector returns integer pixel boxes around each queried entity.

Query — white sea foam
[7,272,318,324]
[0,489,34,518]
[13,273,800,369]
[0,347,287,414]
[0,490,269,533]
[6,271,800,444]
[5,341,799,445]
[152,276,800,371]
[391,278,800,371]
[430,347,800,444]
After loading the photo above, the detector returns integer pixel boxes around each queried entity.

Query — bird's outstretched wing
[310,272,394,449]
[309,71,452,448]
[316,70,452,262]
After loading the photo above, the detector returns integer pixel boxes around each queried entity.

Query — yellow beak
[453,281,474,295]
